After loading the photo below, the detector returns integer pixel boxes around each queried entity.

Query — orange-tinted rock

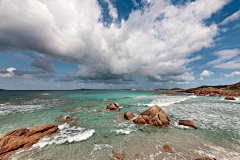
[113,150,124,160]
[163,145,172,153]
[124,111,135,120]
[225,96,235,100]
[179,120,198,129]
[196,157,221,160]
[166,92,177,95]
[0,124,58,160]
[133,105,170,126]
[3,128,29,138]
[107,102,121,111]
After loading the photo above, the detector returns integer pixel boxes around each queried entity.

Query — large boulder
[107,102,121,111]
[0,124,58,159]
[133,105,170,126]
[124,111,135,120]
[179,120,198,129]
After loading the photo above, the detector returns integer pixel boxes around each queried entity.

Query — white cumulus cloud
[200,70,214,77]
[224,71,240,77]
[0,0,230,83]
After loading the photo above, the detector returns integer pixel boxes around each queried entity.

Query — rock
[133,105,170,126]
[225,96,235,100]
[0,124,58,160]
[3,128,29,138]
[163,145,172,153]
[131,89,136,91]
[124,111,135,120]
[179,120,198,129]
[55,115,78,127]
[166,92,177,95]
[113,150,124,160]
[107,102,121,111]
[196,157,221,160]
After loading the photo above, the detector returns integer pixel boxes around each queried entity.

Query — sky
[0,0,240,90]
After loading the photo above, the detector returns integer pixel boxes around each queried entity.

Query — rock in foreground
[0,124,58,159]
[124,111,135,120]
[179,120,198,129]
[133,105,170,126]
[107,102,121,111]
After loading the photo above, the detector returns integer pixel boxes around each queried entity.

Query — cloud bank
[0,0,230,84]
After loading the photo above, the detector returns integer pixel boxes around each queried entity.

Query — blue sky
[0,0,240,90]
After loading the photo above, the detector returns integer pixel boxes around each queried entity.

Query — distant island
[178,82,240,97]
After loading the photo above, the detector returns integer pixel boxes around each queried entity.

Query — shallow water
[0,90,240,160]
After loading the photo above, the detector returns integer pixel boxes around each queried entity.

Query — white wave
[144,95,190,107]
[32,123,95,148]
[194,144,240,160]
[0,104,44,116]
[173,122,194,130]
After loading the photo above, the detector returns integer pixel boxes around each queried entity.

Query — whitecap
[32,123,95,148]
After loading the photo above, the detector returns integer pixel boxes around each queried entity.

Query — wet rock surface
[179,120,198,129]
[0,124,58,160]
[124,111,135,120]
[55,114,78,127]
[133,105,170,126]
[224,96,236,100]
[163,145,172,153]
[107,102,121,111]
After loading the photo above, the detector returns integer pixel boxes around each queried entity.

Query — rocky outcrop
[196,157,221,160]
[165,92,177,95]
[225,96,236,100]
[133,105,170,126]
[55,115,78,127]
[179,120,198,129]
[0,124,58,160]
[124,111,135,120]
[112,150,124,160]
[180,87,240,97]
[107,102,121,111]
[163,145,172,153]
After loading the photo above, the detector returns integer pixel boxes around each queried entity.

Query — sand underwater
[0,90,240,160]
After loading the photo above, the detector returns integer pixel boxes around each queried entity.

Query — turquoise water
[0,90,240,160]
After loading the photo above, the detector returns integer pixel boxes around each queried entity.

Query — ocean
[0,90,240,160]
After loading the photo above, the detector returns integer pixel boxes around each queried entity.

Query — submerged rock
[112,150,124,160]
[0,124,58,160]
[163,145,172,153]
[124,111,135,120]
[107,102,121,111]
[225,96,235,100]
[179,120,198,129]
[55,115,78,127]
[196,157,221,160]
[133,105,170,126]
